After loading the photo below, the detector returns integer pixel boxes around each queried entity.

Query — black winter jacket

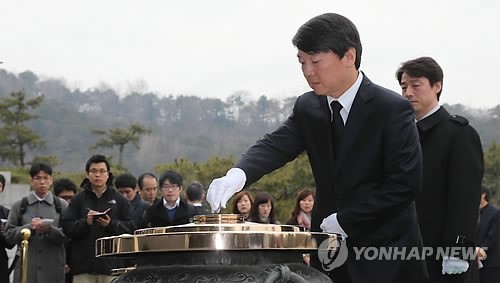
[62,179,135,275]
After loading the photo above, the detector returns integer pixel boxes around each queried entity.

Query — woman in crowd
[286,189,315,231]
[286,189,315,265]
[247,192,279,224]
[231,191,253,219]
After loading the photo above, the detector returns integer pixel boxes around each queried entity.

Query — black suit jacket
[477,204,500,269]
[417,107,484,282]
[144,198,197,227]
[235,75,427,283]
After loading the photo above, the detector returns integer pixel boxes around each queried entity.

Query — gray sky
[1,0,499,108]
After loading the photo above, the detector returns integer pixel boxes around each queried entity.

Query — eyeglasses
[59,195,74,201]
[89,169,108,175]
[162,184,179,190]
[33,175,51,181]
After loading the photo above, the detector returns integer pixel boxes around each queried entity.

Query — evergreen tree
[0,90,45,166]
[91,122,152,167]
[484,141,500,204]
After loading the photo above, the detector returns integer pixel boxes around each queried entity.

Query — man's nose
[403,90,412,98]
[302,63,314,77]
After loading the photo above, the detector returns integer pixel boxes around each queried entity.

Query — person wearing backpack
[4,163,68,283]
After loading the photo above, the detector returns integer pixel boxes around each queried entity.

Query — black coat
[193,204,209,216]
[130,193,151,229]
[476,204,500,269]
[235,75,427,283]
[144,198,196,227]
[416,107,484,282]
[62,180,136,275]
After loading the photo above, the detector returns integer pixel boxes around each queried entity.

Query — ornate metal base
[98,217,337,283]
[110,263,332,283]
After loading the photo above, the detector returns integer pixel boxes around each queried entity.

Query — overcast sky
[1,0,499,108]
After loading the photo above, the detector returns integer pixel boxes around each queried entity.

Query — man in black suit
[397,57,484,282]
[207,13,427,283]
[476,186,500,283]
[186,181,209,215]
[143,170,196,227]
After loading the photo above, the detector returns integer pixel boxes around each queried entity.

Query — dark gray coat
[5,192,68,283]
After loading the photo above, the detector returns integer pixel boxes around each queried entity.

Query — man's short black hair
[85,154,110,172]
[29,163,53,177]
[395,56,444,99]
[482,184,491,202]
[186,181,205,202]
[115,173,137,189]
[53,178,78,196]
[159,170,183,188]
[292,13,363,70]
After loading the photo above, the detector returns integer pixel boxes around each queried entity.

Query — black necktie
[331,101,344,159]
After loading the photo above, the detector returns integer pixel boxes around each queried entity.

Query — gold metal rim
[192,214,245,224]
[96,231,338,257]
[134,223,301,235]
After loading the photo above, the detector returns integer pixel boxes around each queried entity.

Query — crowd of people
[0,156,319,283]
[0,11,498,283]
[1,157,497,283]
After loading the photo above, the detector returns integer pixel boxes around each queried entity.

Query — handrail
[20,228,31,283]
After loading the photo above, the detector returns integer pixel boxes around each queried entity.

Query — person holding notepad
[62,154,135,283]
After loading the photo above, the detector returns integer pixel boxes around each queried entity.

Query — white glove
[442,256,469,274]
[320,213,348,239]
[206,168,246,213]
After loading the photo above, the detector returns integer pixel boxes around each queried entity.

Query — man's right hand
[206,168,246,213]
[86,210,96,225]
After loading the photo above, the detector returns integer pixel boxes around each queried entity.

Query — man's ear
[434,81,442,94]
[344,48,356,66]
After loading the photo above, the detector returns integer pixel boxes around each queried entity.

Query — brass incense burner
[96,214,338,282]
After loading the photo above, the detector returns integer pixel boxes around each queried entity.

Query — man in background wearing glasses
[62,154,135,283]
[5,163,68,283]
[143,170,196,228]
[54,178,77,204]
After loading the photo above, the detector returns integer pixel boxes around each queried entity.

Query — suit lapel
[334,77,374,175]
[175,201,187,221]
[155,200,170,223]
